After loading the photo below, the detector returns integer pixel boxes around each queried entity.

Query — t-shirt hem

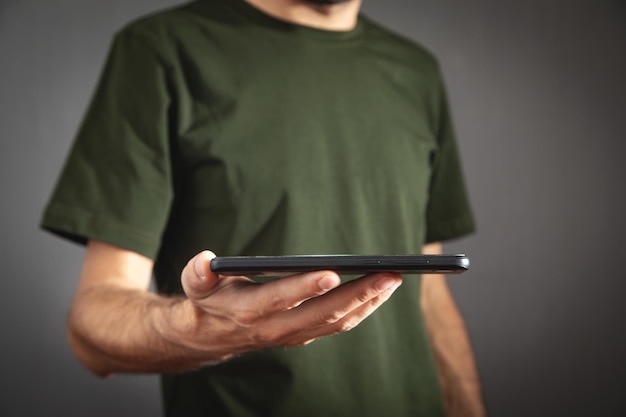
[425,212,476,244]
[40,203,161,260]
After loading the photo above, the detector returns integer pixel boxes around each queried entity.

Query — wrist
[155,297,234,366]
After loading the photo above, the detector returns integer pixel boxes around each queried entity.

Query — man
[41,0,486,415]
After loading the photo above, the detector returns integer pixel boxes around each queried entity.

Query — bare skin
[68,241,402,375]
[422,243,487,417]
[244,0,362,31]
[68,242,486,417]
[65,1,486,415]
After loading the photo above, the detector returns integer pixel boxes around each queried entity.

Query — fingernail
[318,274,339,291]
[195,255,206,281]
[376,278,400,293]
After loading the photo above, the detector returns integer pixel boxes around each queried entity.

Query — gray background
[1,0,625,416]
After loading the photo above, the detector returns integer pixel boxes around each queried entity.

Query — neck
[243,0,361,31]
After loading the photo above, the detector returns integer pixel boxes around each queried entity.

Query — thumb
[181,250,219,300]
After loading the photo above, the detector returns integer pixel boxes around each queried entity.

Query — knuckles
[317,309,345,325]
[336,318,359,333]
[247,324,301,348]
[231,309,264,327]
[266,292,292,312]
[249,327,284,347]
[188,274,398,354]
[355,287,378,304]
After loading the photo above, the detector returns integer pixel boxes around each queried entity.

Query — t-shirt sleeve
[424,70,476,243]
[40,29,173,260]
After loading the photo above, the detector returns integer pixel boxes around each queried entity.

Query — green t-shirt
[42,0,475,415]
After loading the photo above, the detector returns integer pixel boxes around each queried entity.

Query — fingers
[181,250,220,299]
[303,272,401,326]
[192,270,343,331]
[184,252,342,311]
[250,273,403,346]
[298,276,402,341]
[179,251,403,354]
[251,270,342,311]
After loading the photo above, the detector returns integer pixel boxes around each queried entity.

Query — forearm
[69,241,403,378]
[67,284,226,377]
[421,243,485,416]
[423,292,486,417]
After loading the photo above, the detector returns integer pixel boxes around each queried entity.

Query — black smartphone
[210,254,469,277]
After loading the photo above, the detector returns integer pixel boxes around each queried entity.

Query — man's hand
[174,250,403,362]
[68,241,402,376]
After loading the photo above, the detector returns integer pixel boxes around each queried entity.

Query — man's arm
[421,242,487,417]
[67,240,402,377]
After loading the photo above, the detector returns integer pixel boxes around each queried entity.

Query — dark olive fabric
[42,0,475,415]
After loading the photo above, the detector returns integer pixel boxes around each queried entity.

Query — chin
[302,0,354,5]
